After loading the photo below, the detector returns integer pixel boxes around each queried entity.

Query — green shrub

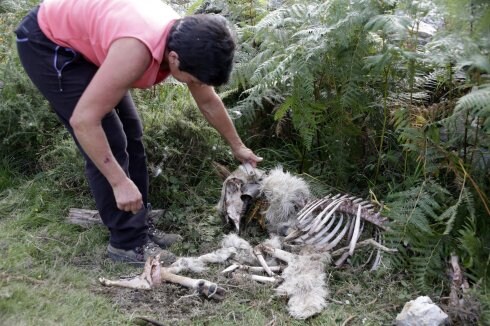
[0,3,65,173]
[135,83,236,209]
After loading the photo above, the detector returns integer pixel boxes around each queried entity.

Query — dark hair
[167,14,236,86]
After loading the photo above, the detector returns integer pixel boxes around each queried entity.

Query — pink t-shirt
[38,0,180,88]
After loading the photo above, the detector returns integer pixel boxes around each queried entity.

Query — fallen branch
[0,272,44,285]
[68,208,165,227]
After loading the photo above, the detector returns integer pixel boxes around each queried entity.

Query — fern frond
[365,14,412,41]
[411,236,447,292]
[340,81,365,109]
[454,83,490,132]
[387,181,440,242]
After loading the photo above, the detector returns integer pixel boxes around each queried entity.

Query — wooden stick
[67,208,165,227]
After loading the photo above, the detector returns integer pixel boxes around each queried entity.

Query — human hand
[232,144,263,168]
[112,177,144,214]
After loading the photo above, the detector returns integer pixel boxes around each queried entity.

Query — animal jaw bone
[218,165,310,235]
[217,163,265,232]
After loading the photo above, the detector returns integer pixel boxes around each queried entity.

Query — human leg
[114,93,183,248]
[14,6,148,250]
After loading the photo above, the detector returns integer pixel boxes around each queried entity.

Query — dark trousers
[14,6,149,250]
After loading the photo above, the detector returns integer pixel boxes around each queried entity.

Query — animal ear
[212,161,232,180]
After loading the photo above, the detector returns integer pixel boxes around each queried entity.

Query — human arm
[188,83,263,167]
[69,38,151,213]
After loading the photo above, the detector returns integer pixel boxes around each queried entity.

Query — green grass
[0,167,131,325]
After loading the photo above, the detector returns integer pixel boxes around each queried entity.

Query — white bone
[296,196,330,222]
[99,254,159,290]
[311,199,346,233]
[346,213,356,242]
[305,213,338,244]
[370,231,383,271]
[221,264,240,274]
[300,197,343,233]
[254,247,275,276]
[334,251,351,267]
[296,213,316,229]
[296,197,322,220]
[348,204,362,256]
[322,218,351,250]
[260,246,296,263]
[331,238,397,257]
[163,272,225,299]
[233,273,279,283]
[313,214,344,246]
[283,228,303,241]
[222,264,282,274]
[301,198,342,233]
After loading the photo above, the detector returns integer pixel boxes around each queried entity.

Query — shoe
[148,225,183,248]
[147,205,183,248]
[107,241,176,265]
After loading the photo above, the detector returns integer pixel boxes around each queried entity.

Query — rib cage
[285,193,388,270]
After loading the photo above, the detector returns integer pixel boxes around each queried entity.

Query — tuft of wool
[262,236,283,266]
[221,233,257,265]
[168,247,237,274]
[260,166,311,225]
[262,236,282,249]
[168,257,207,274]
[275,253,330,319]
